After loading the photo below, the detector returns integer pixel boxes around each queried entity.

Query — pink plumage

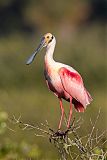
[45,66,92,128]
[59,67,92,107]
[26,33,93,129]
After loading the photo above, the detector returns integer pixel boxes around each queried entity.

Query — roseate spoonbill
[26,33,93,129]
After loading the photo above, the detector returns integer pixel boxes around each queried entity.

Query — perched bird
[26,33,93,129]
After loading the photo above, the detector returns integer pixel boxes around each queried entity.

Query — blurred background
[0,0,107,159]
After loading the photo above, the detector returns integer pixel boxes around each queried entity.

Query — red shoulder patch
[60,67,82,83]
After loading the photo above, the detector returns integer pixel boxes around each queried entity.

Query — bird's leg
[58,98,64,130]
[67,97,72,128]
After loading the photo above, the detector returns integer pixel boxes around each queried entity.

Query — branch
[8,109,107,160]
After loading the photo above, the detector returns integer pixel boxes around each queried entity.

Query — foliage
[0,110,42,160]
[0,0,106,159]
[0,139,41,160]
[0,109,8,135]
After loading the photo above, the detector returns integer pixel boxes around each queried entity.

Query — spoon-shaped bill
[26,52,37,65]
[26,37,45,65]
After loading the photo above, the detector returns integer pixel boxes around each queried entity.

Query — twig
[8,109,107,160]
[85,108,101,148]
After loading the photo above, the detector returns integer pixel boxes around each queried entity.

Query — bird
[26,33,93,130]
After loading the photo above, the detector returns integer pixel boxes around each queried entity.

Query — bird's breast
[44,66,61,89]
[44,65,70,99]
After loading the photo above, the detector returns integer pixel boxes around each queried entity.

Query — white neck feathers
[45,37,56,64]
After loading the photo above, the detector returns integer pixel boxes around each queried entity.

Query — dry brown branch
[8,109,107,160]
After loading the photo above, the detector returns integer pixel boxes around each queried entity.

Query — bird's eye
[47,36,49,39]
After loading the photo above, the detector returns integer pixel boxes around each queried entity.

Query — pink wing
[59,67,92,107]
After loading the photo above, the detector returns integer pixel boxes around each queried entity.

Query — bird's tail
[85,89,93,106]
[73,89,93,112]
[73,99,85,112]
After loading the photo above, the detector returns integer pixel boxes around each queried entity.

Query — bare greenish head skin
[26,33,54,65]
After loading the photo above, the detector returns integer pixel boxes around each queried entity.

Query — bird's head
[26,33,55,65]
[44,33,54,46]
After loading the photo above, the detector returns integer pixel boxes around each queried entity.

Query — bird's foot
[49,129,69,143]
[49,118,76,143]
[54,130,67,137]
